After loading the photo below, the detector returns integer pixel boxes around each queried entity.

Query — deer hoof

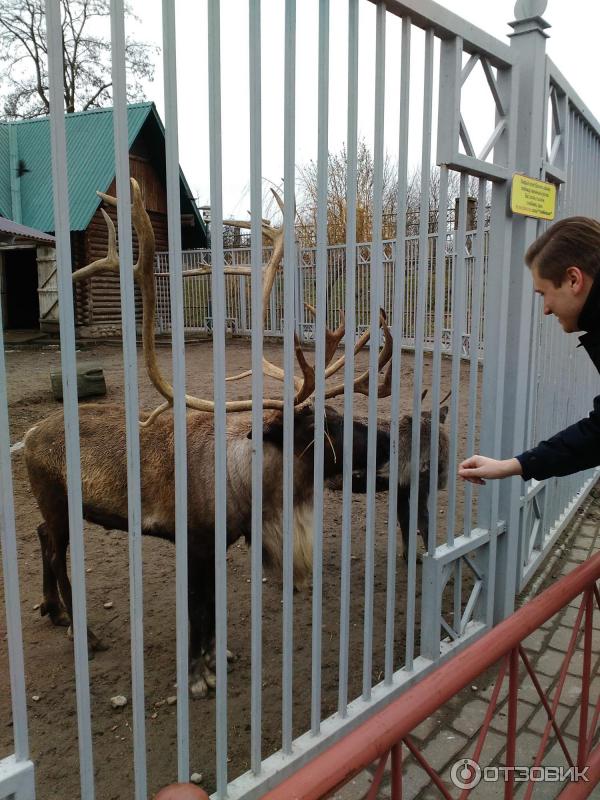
[204,669,217,690]
[190,675,209,699]
[41,601,70,627]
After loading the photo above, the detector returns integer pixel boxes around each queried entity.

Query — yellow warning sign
[511,174,556,220]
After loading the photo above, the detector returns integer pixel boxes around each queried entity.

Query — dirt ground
[0,338,475,799]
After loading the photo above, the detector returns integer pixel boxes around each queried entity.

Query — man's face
[530,264,590,333]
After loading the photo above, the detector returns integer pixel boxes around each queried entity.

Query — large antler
[75,180,394,425]
[73,179,290,425]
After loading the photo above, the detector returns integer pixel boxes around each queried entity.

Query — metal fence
[155,229,488,357]
[1,2,599,800]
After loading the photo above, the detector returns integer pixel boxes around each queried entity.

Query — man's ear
[566,265,587,294]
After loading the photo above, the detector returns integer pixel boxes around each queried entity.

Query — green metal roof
[0,103,207,241]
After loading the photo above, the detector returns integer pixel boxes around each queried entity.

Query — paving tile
[548,626,583,652]
[517,673,554,705]
[526,704,570,736]
[569,547,591,560]
[419,729,469,772]
[450,699,493,737]
[330,770,374,800]
[401,762,431,800]
[536,648,572,677]
[411,710,445,742]
[494,700,537,731]
[523,627,549,653]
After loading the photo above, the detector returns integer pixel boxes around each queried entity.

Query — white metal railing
[155,230,489,358]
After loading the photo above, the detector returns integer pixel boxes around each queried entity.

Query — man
[459,216,600,485]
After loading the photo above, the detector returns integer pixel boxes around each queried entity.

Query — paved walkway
[335,487,600,799]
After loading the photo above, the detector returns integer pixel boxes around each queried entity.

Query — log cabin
[0,102,207,336]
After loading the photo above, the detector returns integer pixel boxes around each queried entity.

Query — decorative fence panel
[156,229,488,357]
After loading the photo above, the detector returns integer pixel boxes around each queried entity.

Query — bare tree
[0,0,157,119]
[296,140,400,246]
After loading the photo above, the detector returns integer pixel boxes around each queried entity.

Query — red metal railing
[158,551,600,800]
[259,550,600,800]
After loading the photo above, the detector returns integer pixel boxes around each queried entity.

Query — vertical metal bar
[45,0,95,795]
[505,646,519,800]
[446,173,467,548]
[405,27,433,670]
[385,14,411,682]
[391,741,403,800]
[476,60,517,625]
[161,0,190,780]
[0,316,29,762]
[463,179,486,537]
[249,0,264,774]
[282,0,296,755]
[338,0,359,716]
[110,2,148,795]
[363,0,386,700]
[207,0,228,792]
[427,163,448,558]
[311,0,329,735]
[578,588,593,767]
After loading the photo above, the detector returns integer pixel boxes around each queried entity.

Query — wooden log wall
[75,156,170,328]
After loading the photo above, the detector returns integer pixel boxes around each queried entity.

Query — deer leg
[37,522,69,627]
[397,485,411,561]
[417,472,431,552]
[188,555,217,698]
[49,528,107,654]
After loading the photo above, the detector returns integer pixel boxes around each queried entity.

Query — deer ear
[247,412,285,444]
[439,405,449,424]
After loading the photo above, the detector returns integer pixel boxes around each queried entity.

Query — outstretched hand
[458,456,522,485]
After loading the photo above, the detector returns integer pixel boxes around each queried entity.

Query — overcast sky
[127,0,600,218]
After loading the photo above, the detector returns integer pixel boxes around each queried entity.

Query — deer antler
[73,179,288,424]
[75,180,394,424]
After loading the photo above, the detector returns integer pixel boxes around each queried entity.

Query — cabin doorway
[3,248,40,329]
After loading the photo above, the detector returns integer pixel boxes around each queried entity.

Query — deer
[23,179,397,698]
[329,391,451,559]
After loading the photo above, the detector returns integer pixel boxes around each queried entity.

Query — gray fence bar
[207,0,229,793]
[0,320,29,764]
[248,0,264,776]
[463,179,487,538]
[310,0,329,735]
[282,0,297,757]
[161,0,190,780]
[385,12,411,684]
[405,25,434,671]
[427,163,448,559]
[362,0,386,701]
[338,0,359,717]
[46,1,95,796]
[110,2,148,796]
[446,171,468,549]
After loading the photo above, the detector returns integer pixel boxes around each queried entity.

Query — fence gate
[1,2,599,800]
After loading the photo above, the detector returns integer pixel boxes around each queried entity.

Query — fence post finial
[513,0,548,21]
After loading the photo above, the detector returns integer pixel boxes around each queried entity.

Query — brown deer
[23,179,395,698]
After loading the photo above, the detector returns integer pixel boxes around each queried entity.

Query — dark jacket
[516,274,600,481]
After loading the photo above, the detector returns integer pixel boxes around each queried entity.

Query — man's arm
[516,394,600,480]
[459,394,600,483]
